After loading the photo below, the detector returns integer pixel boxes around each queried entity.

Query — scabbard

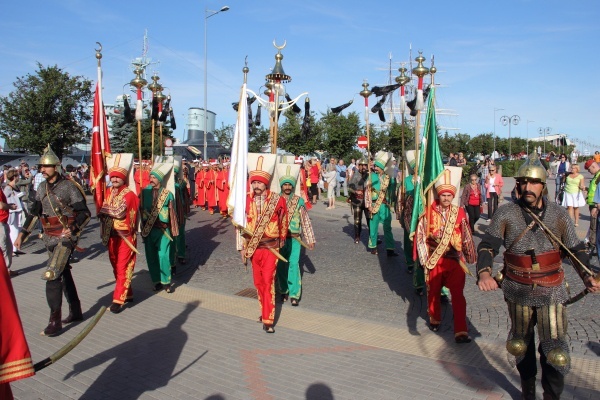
[34,306,107,372]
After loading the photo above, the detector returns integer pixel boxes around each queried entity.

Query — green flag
[409,86,444,239]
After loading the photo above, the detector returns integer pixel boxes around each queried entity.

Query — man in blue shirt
[335,159,348,198]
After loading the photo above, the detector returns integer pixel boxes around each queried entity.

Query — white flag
[227,83,249,228]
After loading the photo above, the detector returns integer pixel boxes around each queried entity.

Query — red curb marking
[241,345,374,400]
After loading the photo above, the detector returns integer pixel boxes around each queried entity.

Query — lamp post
[538,127,551,155]
[203,5,229,160]
[500,114,520,158]
[526,119,534,155]
[493,108,504,159]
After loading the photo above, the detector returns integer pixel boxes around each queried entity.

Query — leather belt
[504,251,564,287]
[152,221,168,230]
[257,238,279,249]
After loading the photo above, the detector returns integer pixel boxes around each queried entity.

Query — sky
[1,0,599,152]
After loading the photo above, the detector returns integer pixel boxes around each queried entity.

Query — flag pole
[130,68,147,199]
[360,81,372,193]
[396,66,410,203]
[412,51,430,234]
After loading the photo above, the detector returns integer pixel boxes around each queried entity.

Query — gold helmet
[357,157,369,165]
[515,153,547,184]
[38,144,60,166]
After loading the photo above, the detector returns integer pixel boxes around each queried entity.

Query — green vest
[588,171,600,205]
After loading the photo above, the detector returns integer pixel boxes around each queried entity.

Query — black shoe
[354,236,360,244]
[415,288,424,296]
[14,250,26,255]
[429,323,440,332]
[441,295,449,304]
[369,248,378,255]
[263,324,275,333]
[164,284,174,293]
[42,311,62,337]
[407,268,414,274]
[153,283,163,291]
[8,270,19,277]
[386,249,399,257]
[109,303,123,314]
[455,334,472,344]
[62,303,83,324]
[290,298,299,306]
[377,239,382,245]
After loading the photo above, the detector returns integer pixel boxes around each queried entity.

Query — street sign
[165,138,173,147]
[357,136,368,149]
[164,147,173,156]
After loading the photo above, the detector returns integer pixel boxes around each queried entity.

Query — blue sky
[1,0,599,152]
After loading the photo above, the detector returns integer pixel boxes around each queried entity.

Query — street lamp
[538,127,551,155]
[493,108,504,159]
[526,119,534,155]
[500,114,520,158]
[203,5,229,160]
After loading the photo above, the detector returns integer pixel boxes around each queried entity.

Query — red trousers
[426,257,468,336]
[108,236,136,304]
[251,248,278,325]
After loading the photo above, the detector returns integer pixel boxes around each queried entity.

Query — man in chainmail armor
[347,158,370,244]
[476,154,599,400]
[14,145,91,337]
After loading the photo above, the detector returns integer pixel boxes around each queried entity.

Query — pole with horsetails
[411,51,429,180]
[130,68,147,197]
[147,73,163,161]
[395,65,410,203]
[359,81,373,197]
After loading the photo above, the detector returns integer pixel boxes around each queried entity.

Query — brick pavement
[7,170,600,399]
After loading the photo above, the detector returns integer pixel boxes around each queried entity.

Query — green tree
[122,118,174,160]
[0,63,93,159]
[213,123,234,150]
[248,125,270,153]
[318,111,361,158]
[109,111,135,153]
[278,108,323,155]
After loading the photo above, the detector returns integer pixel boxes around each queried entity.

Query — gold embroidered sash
[284,195,300,231]
[101,188,131,245]
[425,205,459,270]
[371,174,390,214]
[245,193,281,259]
[141,188,170,238]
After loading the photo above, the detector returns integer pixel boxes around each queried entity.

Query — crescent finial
[273,39,287,51]
[95,42,102,53]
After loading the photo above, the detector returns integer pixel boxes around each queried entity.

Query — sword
[33,306,107,372]
[293,236,310,249]
[240,227,288,263]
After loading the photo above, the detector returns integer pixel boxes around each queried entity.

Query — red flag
[89,83,110,215]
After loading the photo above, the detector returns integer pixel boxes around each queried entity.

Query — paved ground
[9,169,600,399]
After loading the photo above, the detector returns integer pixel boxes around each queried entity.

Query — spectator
[16,166,32,215]
[3,170,25,256]
[484,165,503,220]
[562,164,586,226]
[555,153,570,201]
[460,174,484,232]
[478,159,489,204]
[594,151,600,163]
[335,159,348,197]
[308,157,320,204]
[322,163,337,209]
[457,152,467,167]
[448,152,458,167]
[570,148,579,165]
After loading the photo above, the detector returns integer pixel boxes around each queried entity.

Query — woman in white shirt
[3,169,25,255]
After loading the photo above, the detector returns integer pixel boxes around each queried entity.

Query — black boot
[62,302,83,324]
[520,377,537,400]
[42,310,62,336]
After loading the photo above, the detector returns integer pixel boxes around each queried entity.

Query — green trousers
[276,238,302,299]
[368,204,394,250]
[145,228,173,285]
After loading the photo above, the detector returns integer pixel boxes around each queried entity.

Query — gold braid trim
[371,174,390,214]
[284,195,300,231]
[245,193,281,259]
[425,205,459,270]
[141,188,169,238]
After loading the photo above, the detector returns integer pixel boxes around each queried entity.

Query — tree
[121,117,175,160]
[278,108,323,155]
[213,123,234,150]
[109,111,135,153]
[318,111,361,158]
[248,125,270,153]
[0,63,93,159]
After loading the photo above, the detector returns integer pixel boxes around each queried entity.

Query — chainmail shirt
[478,200,581,306]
